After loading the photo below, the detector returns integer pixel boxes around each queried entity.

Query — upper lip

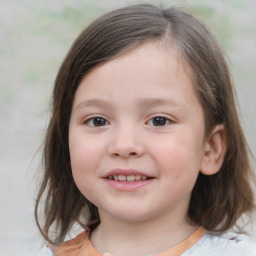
[103,168,153,178]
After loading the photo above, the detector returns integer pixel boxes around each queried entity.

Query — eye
[147,116,171,126]
[85,117,109,127]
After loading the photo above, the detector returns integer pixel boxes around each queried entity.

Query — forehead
[77,41,192,94]
[73,42,203,118]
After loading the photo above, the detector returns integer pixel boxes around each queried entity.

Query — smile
[107,174,148,182]
[103,169,155,191]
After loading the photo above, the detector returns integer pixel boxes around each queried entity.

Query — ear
[200,124,227,176]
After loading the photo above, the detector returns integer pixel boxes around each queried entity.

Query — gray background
[0,0,255,255]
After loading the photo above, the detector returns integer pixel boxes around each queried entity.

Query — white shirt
[182,233,255,256]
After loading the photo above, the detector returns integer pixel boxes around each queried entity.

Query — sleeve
[41,246,54,256]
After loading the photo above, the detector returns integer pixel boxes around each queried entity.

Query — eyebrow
[134,97,188,111]
[74,97,189,113]
[74,99,111,110]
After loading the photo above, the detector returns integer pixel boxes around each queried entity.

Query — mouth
[106,174,153,182]
[103,169,155,191]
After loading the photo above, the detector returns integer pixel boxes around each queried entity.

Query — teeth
[110,175,148,181]
[127,175,135,181]
[118,175,126,181]
[135,175,141,180]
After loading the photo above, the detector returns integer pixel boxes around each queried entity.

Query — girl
[36,4,255,256]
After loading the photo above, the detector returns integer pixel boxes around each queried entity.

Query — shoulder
[183,233,256,256]
[41,246,54,256]
[45,230,88,256]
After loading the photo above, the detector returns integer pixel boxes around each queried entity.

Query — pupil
[93,118,106,126]
[153,117,166,126]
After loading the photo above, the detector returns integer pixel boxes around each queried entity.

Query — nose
[107,127,144,158]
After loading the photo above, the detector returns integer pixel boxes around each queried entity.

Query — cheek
[69,142,100,202]
[69,133,102,184]
[151,133,203,181]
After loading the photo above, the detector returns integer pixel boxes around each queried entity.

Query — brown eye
[147,116,171,127]
[152,117,167,126]
[86,117,109,127]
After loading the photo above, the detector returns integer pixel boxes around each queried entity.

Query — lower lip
[103,178,154,191]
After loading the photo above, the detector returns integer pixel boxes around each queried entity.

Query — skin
[69,42,226,256]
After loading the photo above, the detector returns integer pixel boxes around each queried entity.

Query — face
[69,42,207,224]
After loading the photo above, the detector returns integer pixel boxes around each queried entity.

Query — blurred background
[0,0,255,255]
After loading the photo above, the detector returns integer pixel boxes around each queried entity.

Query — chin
[103,207,155,223]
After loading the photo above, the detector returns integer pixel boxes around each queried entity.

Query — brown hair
[35,4,255,244]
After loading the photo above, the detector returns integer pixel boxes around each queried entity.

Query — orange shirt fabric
[49,227,206,256]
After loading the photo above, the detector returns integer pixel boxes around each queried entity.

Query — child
[36,4,256,256]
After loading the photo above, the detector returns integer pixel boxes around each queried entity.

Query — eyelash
[83,115,173,127]
[83,116,110,127]
[146,116,173,127]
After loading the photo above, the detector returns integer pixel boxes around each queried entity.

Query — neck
[90,212,197,256]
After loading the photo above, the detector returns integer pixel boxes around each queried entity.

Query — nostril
[111,151,137,158]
